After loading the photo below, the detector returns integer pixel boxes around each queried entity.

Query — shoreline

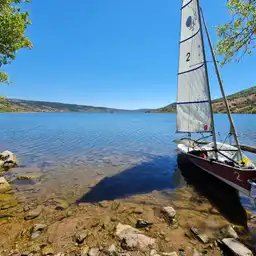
[1,168,256,255]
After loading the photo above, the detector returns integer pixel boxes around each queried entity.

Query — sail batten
[176,0,213,133]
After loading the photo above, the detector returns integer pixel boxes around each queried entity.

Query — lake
[1,113,256,208]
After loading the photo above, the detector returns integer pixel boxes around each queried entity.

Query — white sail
[176,0,213,133]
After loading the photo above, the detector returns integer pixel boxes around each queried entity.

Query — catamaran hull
[179,152,256,198]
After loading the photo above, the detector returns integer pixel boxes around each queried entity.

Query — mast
[200,8,242,160]
[196,0,218,157]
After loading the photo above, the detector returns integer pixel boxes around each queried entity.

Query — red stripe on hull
[184,153,256,193]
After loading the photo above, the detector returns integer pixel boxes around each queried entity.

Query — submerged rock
[222,238,253,256]
[0,193,18,212]
[0,196,18,210]
[0,193,13,202]
[24,206,41,220]
[116,223,156,252]
[0,177,12,193]
[44,198,69,210]
[16,173,43,182]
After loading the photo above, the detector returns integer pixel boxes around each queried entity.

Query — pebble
[135,219,153,229]
[33,223,47,232]
[21,252,30,256]
[111,216,117,222]
[133,206,143,215]
[80,245,89,255]
[193,249,200,256]
[41,245,54,255]
[162,206,176,219]
[23,205,31,212]
[74,230,88,244]
[162,253,178,256]
[150,249,157,255]
[190,227,209,244]
[28,244,41,253]
[24,206,41,220]
[88,248,100,256]
[107,244,116,253]
[30,231,41,239]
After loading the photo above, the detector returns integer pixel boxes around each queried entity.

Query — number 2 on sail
[186,52,190,62]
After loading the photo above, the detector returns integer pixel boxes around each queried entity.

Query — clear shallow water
[0,113,256,206]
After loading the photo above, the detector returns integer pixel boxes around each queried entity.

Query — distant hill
[1,86,255,113]
[0,98,129,113]
[146,86,256,114]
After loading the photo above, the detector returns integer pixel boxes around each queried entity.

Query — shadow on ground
[78,153,248,227]
[176,153,248,228]
[78,155,177,203]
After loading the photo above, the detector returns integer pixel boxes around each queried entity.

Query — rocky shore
[0,151,255,256]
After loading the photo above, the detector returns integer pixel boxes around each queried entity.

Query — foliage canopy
[0,0,32,83]
[215,0,256,65]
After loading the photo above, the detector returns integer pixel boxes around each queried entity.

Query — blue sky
[1,0,255,110]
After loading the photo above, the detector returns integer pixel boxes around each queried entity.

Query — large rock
[0,177,12,193]
[0,150,18,169]
[44,198,69,210]
[222,238,253,256]
[116,223,156,252]
[24,206,42,220]
[219,225,238,239]
[161,206,176,225]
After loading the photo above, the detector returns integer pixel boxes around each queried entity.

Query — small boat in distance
[174,0,256,204]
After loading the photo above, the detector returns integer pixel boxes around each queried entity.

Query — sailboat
[175,0,256,203]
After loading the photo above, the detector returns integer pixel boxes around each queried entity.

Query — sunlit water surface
[0,113,255,211]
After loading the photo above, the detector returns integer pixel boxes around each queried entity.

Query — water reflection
[176,154,248,228]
